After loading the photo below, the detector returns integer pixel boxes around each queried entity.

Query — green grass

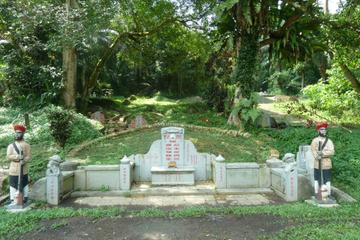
[1,203,360,239]
[0,206,125,239]
[92,94,230,128]
[72,127,271,164]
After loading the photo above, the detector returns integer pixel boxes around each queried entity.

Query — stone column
[215,155,226,189]
[46,155,62,205]
[284,162,298,201]
[120,155,131,190]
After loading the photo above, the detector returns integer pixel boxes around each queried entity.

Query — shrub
[47,107,73,149]
[46,105,102,149]
[66,114,102,149]
[303,65,360,118]
[233,92,262,129]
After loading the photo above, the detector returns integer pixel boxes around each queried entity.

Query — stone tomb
[128,127,214,185]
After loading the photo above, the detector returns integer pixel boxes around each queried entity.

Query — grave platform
[65,182,280,207]
[151,166,195,186]
[70,182,273,198]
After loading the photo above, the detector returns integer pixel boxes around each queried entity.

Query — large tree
[323,1,360,94]
[213,0,321,125]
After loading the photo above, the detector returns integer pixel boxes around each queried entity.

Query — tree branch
[339,63,360,94]
[81,17,178,103]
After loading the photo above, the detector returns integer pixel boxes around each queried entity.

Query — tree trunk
[301,70,305,90]
[319,61,328,82]
[340,63,360,94]
[62,0,78,108]
[63,47,77,108]
[80,34,123,110]
[227,33,259,126]
[227,85,242,126]
[324,0,329,14]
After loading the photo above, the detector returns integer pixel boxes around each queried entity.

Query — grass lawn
[1,203,360,239]
[71,127,271,165]
[91,94,230,128]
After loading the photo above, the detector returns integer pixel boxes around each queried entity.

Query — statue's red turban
[14,124,26,132]
[316,122,328,131]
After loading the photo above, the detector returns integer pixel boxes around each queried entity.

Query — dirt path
[24,214,292,240]
[258,95,304,126]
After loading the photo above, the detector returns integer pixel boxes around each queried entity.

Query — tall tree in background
[62,0,78,108]
[214,0,320,125]
[323,1,360,93]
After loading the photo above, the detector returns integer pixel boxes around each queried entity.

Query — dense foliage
[47,107,73,149]
[303,65,360,119]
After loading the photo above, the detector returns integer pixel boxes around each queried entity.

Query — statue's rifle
[317,137,329,201]
[318,141,323,201]
[13,143,24,205]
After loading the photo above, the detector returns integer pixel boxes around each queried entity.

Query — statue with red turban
[311,122,335,200]
[6,124,31,206]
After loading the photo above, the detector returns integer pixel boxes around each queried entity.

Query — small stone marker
[129,115,148,129]
[161,127,185,166]
[46,155,62,205]
[91,111,105,124]
[215,155,226,189]
[120,155,131,190]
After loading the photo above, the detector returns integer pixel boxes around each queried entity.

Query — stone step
[71,187,273,198]
[65,192,282,207]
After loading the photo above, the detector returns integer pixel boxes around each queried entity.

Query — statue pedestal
[305,196,339,208]
[5,202,32,213]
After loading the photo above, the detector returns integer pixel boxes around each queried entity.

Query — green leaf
[247,108,261,122]
[214,0,238,16]
[239,98,252,108]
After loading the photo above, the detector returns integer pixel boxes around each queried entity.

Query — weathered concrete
[81,165,120,190]
[29,177,46,201]
[60,161,79,171]
[70,183,274,198]
[62,171,75,197]
[226,163,260,188]
[68,193,279,207]
[270,163,298,202]
[332,186,357,203]
[151,166,195,185]
[297,174,313,201]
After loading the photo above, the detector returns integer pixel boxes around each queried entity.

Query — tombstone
[91,111,105,124]
[161,127,185,167]
[130,127,213,185]
[46,155,62,205]
[129,115,148,129]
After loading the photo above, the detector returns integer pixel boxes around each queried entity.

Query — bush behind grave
[0,105,102,184]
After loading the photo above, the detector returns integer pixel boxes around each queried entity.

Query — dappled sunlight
[130,96,177,106]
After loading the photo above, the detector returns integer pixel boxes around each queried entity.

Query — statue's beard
[319,132,326,137]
